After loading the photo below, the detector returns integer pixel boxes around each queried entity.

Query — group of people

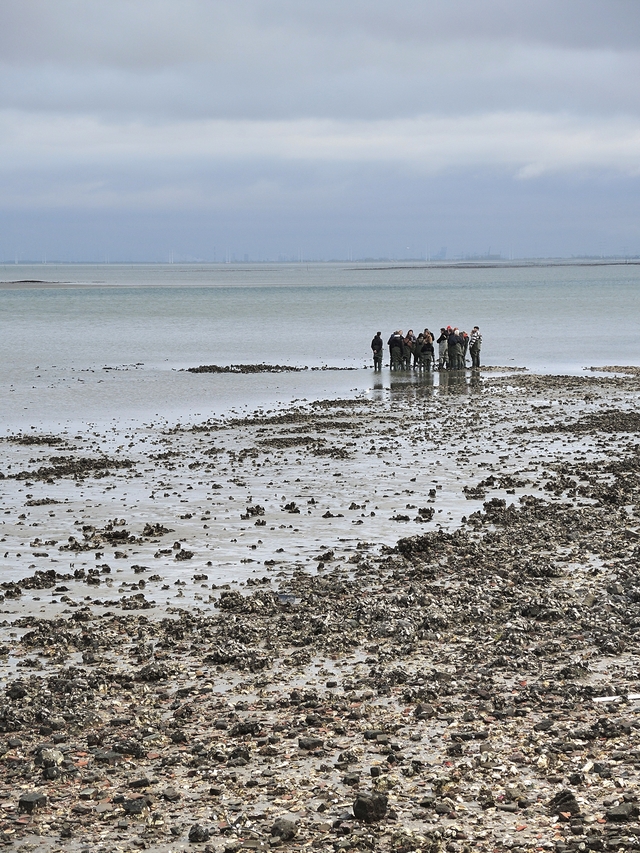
[370,326,482,371]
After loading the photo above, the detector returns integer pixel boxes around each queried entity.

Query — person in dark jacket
[388,330,404,370]
[447,327,459,369]
[371,332,383,370]
[448,328,464,369]
[437,328,449,370]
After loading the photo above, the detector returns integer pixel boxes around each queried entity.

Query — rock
[298,736,323,750]
[138,662,168,681]
[353,792,388,823]
[229,719,262,736]
[548,790,581,818]
[414,703,435,720]
[270,817,297,840]
[606,801,639,822]
[188,824,211,842]
[18,792,47,813]
[79,788,99,800]
[39,747,64,767]
[122,797,150,815]
[163,786,181,802]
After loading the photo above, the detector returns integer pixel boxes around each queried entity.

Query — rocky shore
[1,370,640,852]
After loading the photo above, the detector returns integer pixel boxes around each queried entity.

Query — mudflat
[0,370,640,852]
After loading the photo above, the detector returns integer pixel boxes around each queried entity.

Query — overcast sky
[2,0,640,261]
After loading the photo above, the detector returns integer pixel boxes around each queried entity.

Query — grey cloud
[1,0,639,260]
[3,0,640,66]
[0,1,639,119]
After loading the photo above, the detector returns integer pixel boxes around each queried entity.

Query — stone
[606,801,639,822]
[39,747,64,767]
[122,797,150,815]
[188,824,211,843]
[79,788,99,800]
[18,792,47,813]
[298,736,323,750]
[548,790,581,818]
[353,792,388,823]
[270,818,297,840]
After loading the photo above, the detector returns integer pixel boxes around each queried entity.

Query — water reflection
[389,369,435,403]
[438,369,468,395]
[371,377,386,402]
[369,367,484,399]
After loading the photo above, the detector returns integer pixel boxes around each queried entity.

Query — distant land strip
[352,259,640,271]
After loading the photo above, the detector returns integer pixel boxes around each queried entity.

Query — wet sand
[1,369,640,852]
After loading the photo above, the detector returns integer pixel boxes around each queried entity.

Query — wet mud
[0,371,640,851]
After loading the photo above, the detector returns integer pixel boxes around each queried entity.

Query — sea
[1,261,639,431]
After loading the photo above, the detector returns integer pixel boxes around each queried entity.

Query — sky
[1,0,640,262]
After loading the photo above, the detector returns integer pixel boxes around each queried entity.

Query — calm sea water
[1,261,639,430]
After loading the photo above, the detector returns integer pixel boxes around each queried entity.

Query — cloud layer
[1,0,639,258]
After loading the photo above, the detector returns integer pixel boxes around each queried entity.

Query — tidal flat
[0,370,640,852]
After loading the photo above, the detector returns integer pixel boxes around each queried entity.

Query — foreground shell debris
[0,371,640,851]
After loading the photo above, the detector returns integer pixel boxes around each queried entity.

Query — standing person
[388,330,403,370]
[461,331,469,367]
[403,330,416,370]
[421,330,434,370]
[371,332,383,370]
[448,328,464,370]
[414,333,425,369]
[447,326,458,370]
[437,328,449,370]
[469,326,482,368]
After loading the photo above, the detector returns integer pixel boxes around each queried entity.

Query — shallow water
[1,261,639,429]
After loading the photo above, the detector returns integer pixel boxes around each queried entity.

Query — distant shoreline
[2,257,640,288]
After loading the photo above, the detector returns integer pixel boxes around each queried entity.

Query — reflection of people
[439,368,468,394]
[371,332,383,370]
[469,326,482,369]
